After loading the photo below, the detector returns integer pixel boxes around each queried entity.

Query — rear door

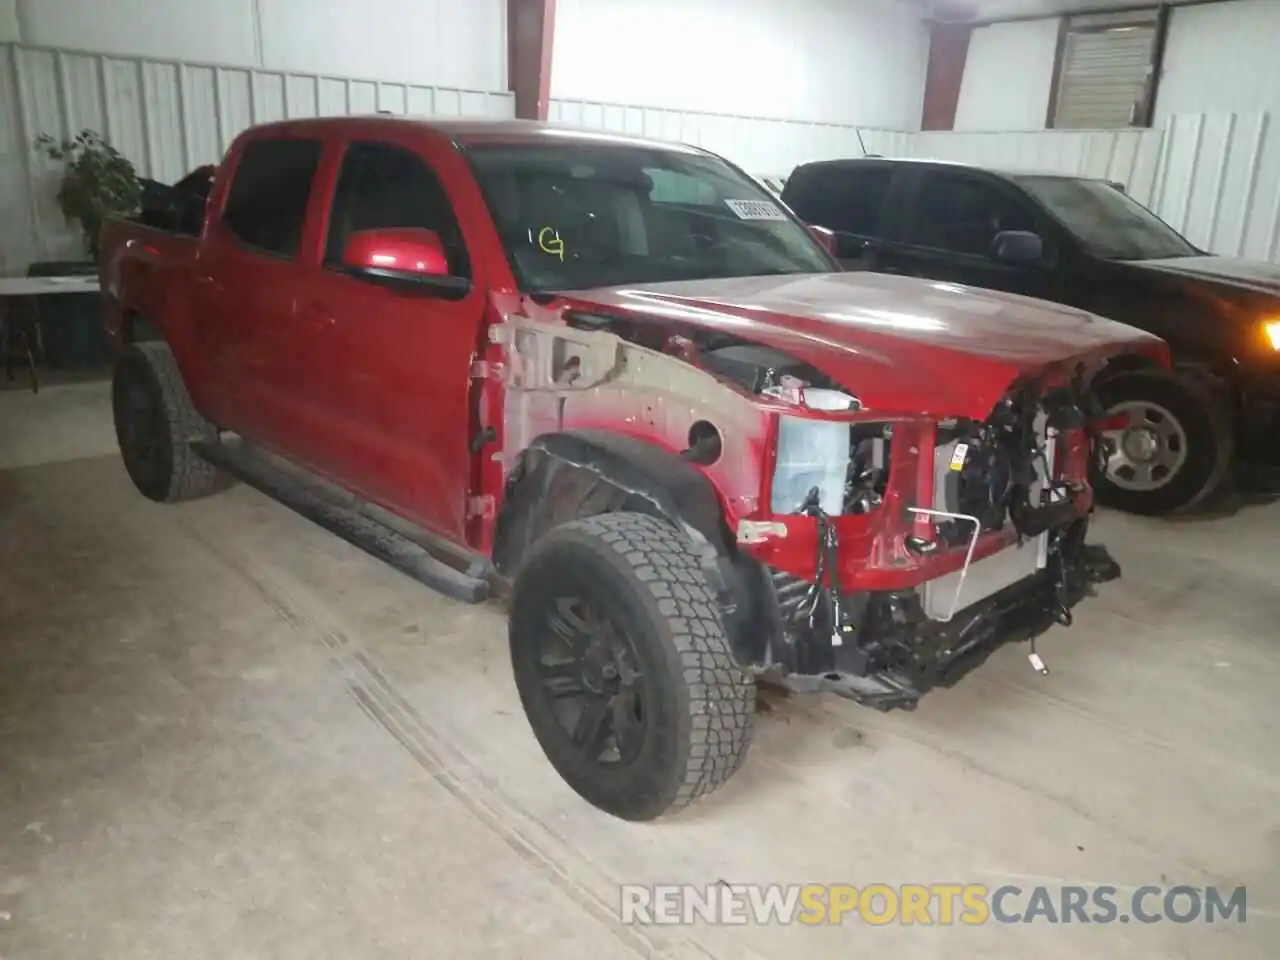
[782,162,900,271]
[300,135,487,541]
[877,167,1060,300]
[194,135,325,450]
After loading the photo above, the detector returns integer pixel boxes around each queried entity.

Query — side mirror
[991,230,1044,265]
[341,227,469,294]
[808,223,839,258]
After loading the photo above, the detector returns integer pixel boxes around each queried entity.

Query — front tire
[112,341,222,503]
[509,512,755,821]
[1093,368,1232,516]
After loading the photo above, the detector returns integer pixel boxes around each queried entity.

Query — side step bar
[193,440,490,604]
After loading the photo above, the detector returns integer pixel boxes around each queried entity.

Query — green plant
[35,129,142,260]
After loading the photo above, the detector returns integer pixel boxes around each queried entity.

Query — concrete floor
[1,382,1277,959]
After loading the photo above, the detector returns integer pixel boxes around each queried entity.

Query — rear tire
[1092,368,1232,516]
[112,341,222,503]
[509,512,755,821]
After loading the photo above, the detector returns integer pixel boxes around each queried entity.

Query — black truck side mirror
[991,230,1044,265]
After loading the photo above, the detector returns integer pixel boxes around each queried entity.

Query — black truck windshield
[1017,175,1198,261]
[466,142,832,292]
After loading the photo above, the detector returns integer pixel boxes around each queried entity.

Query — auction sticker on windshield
[725,199,788,221]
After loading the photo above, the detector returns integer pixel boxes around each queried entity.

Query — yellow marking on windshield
[538,227,565,261]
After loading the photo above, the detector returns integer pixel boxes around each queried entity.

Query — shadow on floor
[1169,462,1280,522]
[0,364,111,393]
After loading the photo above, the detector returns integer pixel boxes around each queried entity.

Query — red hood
[557,273,1166,419]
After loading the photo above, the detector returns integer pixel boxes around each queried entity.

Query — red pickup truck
[101,116,1166,821]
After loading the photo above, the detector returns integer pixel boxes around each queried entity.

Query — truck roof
[790,155,1108,185]
[237,115,705,154]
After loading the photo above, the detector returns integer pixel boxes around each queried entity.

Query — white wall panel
[911,127,1164,199]
[954,18,1060,132]
[1148,112,1280,261]
[950,2,1280,134]
[1155,0,1280,122]
[0,0,18,43]
[548,97,910,183]
[257,0,505,91]
[551,0,929,130]
[16,0,260,67]
[4,0,505,91]
[0,43,515,274]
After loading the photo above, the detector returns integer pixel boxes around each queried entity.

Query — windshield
[1016,175,1198,261]
[465,142,833,292]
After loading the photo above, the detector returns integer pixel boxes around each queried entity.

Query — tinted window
[1017,175,1196,261]
[325,141,470,277]
[786,165,891,238]
[912,172,1036,257]
[466,144,831,292]
[223,139,322,258]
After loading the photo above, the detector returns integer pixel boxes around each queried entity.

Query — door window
[223,138,322,258]
[911,172,1036,257]
[324,141,471,278]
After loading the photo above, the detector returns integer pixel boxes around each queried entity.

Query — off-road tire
[112,341,222,503]
[509,512,755,821]
[1093,368,1233,516]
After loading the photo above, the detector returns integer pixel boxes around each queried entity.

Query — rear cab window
[782,162,894,256]
[222,138,323,259]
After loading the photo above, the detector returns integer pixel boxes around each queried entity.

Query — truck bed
[99,219,201,350]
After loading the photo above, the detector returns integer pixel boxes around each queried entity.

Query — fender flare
[492,430,764,663]
[492,429,731,574]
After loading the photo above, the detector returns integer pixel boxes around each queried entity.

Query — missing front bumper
[768,530,1121,712]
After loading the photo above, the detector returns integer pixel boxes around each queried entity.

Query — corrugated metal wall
[911,127,1165,199]
[1148,113,1280,260]
[5,36,1280,274]
[0,42,514,272]
[549,97,910,188]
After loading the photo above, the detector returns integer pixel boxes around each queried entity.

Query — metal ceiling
[923,0,1222,22]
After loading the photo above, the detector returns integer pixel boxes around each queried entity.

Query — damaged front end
[485,284,1136,714]
[736,370,1123,711]
[758,520,1120,709]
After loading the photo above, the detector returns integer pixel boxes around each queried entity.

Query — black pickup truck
[781,158,1280,515]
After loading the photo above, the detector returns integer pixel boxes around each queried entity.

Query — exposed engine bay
[706,344,1122,711]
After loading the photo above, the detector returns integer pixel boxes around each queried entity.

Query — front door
[879,168,1059,301]
[300,137,487,542]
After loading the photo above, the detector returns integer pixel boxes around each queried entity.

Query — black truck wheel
[509,512,755,821]
[112,341,222,503]
[1093,368,1233,516]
